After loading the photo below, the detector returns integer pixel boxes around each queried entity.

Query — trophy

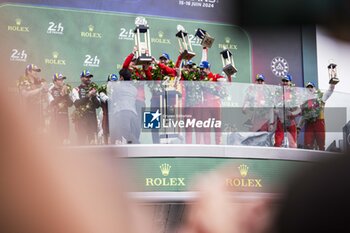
[220,49,237,76]
[195,28,215,48]
[133,16,152,65]
[327,62,339,85]
[175,25,195,60]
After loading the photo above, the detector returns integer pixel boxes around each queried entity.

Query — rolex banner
[1,3,251,92]
[128,157,309,192]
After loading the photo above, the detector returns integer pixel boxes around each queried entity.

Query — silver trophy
[327,62,339,85]
[220,49,237,76]
[175,25,195,60]
[195,28,215,48]
[133,16,152,65]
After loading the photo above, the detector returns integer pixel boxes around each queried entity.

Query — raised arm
[322,84,335,102]
[201,47,208,62]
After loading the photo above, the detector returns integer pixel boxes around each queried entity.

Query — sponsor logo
[81,25,102,38]
[83,54,100,67]
[238,164,249,177]
[47,22,64,34]
[188,33,202,47]
[8,18,29,32]
[271,57,289,77]
[45,51,66,65]
[151,31,171,44]
[160,163,171,176]
[226,164,263,188]
[218,36,238,50]
[10,49,27,62]
[118,27,134,41]
[145,163,186,187]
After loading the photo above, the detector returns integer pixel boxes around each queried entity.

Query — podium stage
[62,143,341,233]
[65,144,338,201]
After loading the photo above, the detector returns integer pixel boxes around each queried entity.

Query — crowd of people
[241,73,337,150]
[17,45,231,145]
[17,46,337,150]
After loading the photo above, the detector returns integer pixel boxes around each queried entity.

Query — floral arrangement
[53,84,73,111]
[131,68,146,81]
[182,69,200,81]
[17,76,31,89]
[88,82,99,91]
[17,75,46,90]
[71,82,99,123]
[150,65,163,81]
[98,84,107,94]
[147,64,170,94]
[301,90,324,122]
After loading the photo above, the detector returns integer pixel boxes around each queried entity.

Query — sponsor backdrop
[1,3,251,91]
[0,1,313,90]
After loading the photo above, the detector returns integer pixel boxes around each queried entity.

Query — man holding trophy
[48,73,73,144]
[122,46,152,138]
[297,63,338,150]
[197,38,226,144]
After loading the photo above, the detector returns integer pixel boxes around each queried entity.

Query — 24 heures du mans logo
[81,25,102,38]
[45,51,66,65]
[226,164,262,188]
[10,49,27,62]
[145,163,186,187]
[47,22,64,34]
[83,54,100,67]
[8,18,29,32]
[118,27,134,41]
